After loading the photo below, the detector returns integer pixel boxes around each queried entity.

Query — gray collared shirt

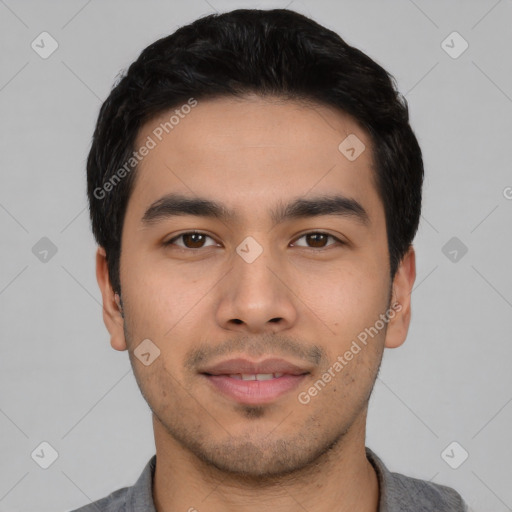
[69,447,470,511]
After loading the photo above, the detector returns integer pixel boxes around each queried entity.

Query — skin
[96,94,416,512]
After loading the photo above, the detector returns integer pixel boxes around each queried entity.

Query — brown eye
[292,232,342,249]
[164,232,217,249]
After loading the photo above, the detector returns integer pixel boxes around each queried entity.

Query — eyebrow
[141,192,370,228]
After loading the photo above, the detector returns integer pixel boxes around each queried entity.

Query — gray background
[0,0,511,511]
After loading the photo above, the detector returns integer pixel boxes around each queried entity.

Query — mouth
[199,357,311,405]
[222,373,287,380]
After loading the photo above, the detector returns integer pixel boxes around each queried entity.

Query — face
[97,94,415,478]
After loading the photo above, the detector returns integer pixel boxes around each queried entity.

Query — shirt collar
[365,446,396,511]
[124,453,157,512]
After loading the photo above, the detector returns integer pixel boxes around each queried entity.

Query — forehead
[127,95,383,226]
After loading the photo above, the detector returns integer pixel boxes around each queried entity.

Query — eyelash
[163,231,345,250]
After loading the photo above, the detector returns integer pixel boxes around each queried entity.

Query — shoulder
[366,447,469,511]
[67,485,130,512]
[67,454,157,512]
[387,469,469,511]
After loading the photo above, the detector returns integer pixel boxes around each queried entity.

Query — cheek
[308,274,388,401]
[119,254,168,338]
[120,253,215,346]
[294,260,389,329]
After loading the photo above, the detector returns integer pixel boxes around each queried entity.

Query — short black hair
[87,8,424,296]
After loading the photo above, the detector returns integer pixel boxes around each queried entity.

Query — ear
[384,245,416,349]
[95,246,128,351]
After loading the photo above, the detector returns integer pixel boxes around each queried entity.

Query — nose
[215,242,298,334]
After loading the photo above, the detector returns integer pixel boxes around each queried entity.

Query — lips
[199,357,310,405]
[199,357,310,376]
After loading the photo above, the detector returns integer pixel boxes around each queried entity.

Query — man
[74,8,470,512]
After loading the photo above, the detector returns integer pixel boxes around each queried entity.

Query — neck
[152,411,380,512]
